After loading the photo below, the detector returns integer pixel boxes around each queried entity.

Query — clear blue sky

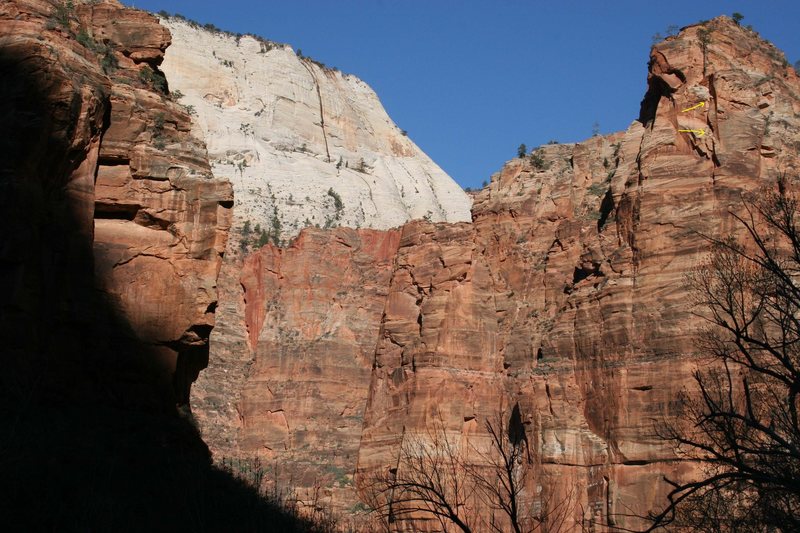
[124,1,799,190]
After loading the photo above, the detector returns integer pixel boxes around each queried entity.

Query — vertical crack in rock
[299,58,331,163]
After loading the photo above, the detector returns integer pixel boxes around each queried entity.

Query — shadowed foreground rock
[0,1,328,530]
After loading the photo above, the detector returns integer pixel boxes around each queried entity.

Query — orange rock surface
[193,17,800,529]
[86,0,233,407]
[0,0,231,409]
[357,18,800,529]
[194,228,401,509]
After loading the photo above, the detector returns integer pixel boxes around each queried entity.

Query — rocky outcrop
[192,16,800,529]
[357,17,800,530]
[158,16,471,252]
[0,0,231,409]
[0,2,335,530]
[86,2,233,407]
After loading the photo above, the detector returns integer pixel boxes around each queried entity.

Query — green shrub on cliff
[52,1,74,30]
[256,229,270,248]
[327,188,344,213]
[529,149,548,170]
[139,65,167,93]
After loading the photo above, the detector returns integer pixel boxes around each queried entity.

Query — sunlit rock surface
[160,17,471,244]
[184,15,800,528]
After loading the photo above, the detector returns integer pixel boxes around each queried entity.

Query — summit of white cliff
[158,17,472,245]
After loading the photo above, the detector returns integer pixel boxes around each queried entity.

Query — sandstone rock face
[159,17,471,249]
[358,17,800,530]
[195,228,400,511]
[192,17,800,529]
[86,3,233,406]
[0,0,231,408]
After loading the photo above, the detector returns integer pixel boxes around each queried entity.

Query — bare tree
[468,406,574,533]
[360,407,577,532]
[468,405,530,533]
[361,415,477,532]
[647,177,800,531]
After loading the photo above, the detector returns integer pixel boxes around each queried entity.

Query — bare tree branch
[359,407,579,532]
[647,176,800,532]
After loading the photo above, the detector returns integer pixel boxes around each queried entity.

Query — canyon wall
[159,16,471,246]
[360,18,799,529]
[156,15,471,490]
[1,0,231,410]
[199,16,800,529]
[0,2,293,529]
[5,3,795,529]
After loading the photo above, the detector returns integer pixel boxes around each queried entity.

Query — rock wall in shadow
[0,1,322,530]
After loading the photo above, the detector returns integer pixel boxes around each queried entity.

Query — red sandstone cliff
[193,16,800,530]
[0,2,254,528]
[84,1,233,407]
[357,18,799,530]
[194,227,401,513]
[0,0,231,408]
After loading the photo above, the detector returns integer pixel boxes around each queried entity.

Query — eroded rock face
[0,0,231,409]
[359,17,800,530]
[195,16,800,528]
[194,227,400,509]
[158,16,471,251]
[86,3,233,407]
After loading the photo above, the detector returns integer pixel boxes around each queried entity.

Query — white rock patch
[160,19,472,243]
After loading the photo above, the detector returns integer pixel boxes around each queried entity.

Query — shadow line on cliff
[0,40,327,533]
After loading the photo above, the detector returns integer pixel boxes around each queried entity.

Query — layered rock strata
[159,16,471,250]
[0,0,231,409]
[195,17,800,529]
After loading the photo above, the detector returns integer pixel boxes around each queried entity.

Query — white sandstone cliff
[159,17,471,243]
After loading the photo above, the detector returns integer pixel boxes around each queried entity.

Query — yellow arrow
[679,128,706,137]
[681,102,705,112]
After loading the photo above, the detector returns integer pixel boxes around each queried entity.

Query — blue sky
[124,1,800,190]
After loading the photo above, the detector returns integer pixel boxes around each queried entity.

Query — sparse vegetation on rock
[139,65,167,93]
[353,158,371,174]
[152,112,166,150]
[529,149,548,170]
[155,10,282,58]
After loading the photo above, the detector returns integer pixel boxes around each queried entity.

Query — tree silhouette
[361,408,576,532]
[647,176,800,531]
